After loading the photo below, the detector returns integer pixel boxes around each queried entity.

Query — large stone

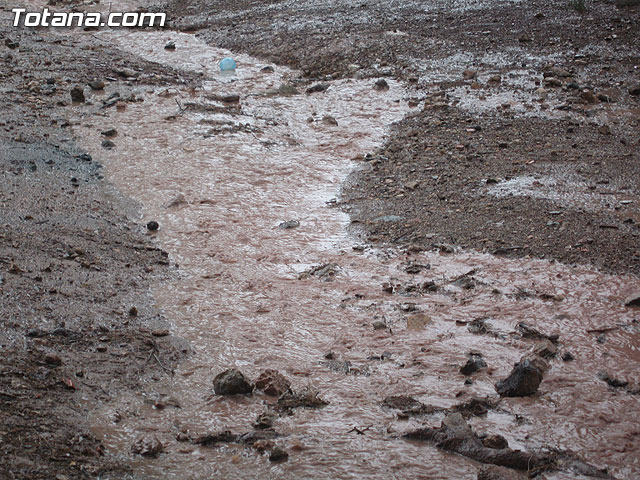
[495,358,543,397]
[213,368,254,395]
[254,369,291,396]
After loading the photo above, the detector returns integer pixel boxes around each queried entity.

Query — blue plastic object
[219,57,237,71]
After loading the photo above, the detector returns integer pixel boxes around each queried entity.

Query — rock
[598,371,629,389]
[213,369,253,395]
[269,446,288,462]
[44,354,62,366]
[194,431,238,446]
[463,70,477,80]
[131,436,163,456]
[598,125,611,135]
[580,90,598,104]
[146,221,159,231]
[629,84,640,96]
[101,128,117,137]
[306,83,330,94]
[279,219,299,229]
[276,387,328,411]
[406,313,431,331]
[487,75,501,85]
[482,434,509,450]
[254,369,291,397]
[70,86,85,103]
[562,352,575,361]
[518,33,532,43]
[624,292,640,307]
[220,94,240,103]
[5,38,19,49]
[128,306,138,317]
[545,66,572,78]
[374,78,389,90]
[253,412,275,430]
[544,77,562,87]
[495,358,544,397]
[277,84,299,96]
[405,413,550,470]
[460,353,487,375]
[372,320,387,330]
[322,115,338,126]
[164,40,176,50]
[151,329,169,337]
[88,80,105,90]
[261,66,275,73]
[101,140,115,149]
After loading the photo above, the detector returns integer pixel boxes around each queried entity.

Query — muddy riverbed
[1,0,639,479]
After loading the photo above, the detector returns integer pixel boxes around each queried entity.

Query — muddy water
[66,28,640,480]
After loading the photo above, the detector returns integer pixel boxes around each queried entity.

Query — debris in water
[219,57,237,71]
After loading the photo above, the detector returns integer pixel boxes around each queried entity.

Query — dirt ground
[0,0,639,478]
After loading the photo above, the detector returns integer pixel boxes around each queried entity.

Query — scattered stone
[44,354,62,366]
[269,446,289,462]
[544,77,562,87]
[164,40,176,50]
[518,33,532,43]
[463,69,477,80]
[374,79,389,90]
[624,292,640,307]
[5,38,19,49]
[382,395,441,418]
[277,83,299,96]
[101,128,117,137]
[88,80,105,90]
[279,219,300,229]
[70,86,85,103]
[598,371,628,389]
[131,436,163,457]
[193,431,238,446]
[261,66,275,73]
[495,358,544,397]
[128,306,138,317]
[298,263,339,281]
[406,313,431,331]
[152,329,169,337]
[580,90,598,104]
[562,352,575,362]
[487,75,501,84]
[322,115,338,126]
[545,66,572,78]
[213,369,254,395]
[517,322,558,343]
[450,397,496,418]
[101,140,115,149]
[405,413,550,470]
[598,125,611,135]
[277,387,328,411]
[482,434,509,450]
[146,221,159,231]
[253,412,275,430]
[306,82,330,94]
[629,84,640,96]
[372,320,387,330]
[254,369,291,397]
[460,353,487,375]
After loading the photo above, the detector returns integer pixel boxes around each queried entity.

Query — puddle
[60,21,640,480]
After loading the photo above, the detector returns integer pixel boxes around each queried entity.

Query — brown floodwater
[62,24,640,480]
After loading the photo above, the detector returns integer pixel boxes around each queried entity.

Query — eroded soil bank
[1,0,639,479]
